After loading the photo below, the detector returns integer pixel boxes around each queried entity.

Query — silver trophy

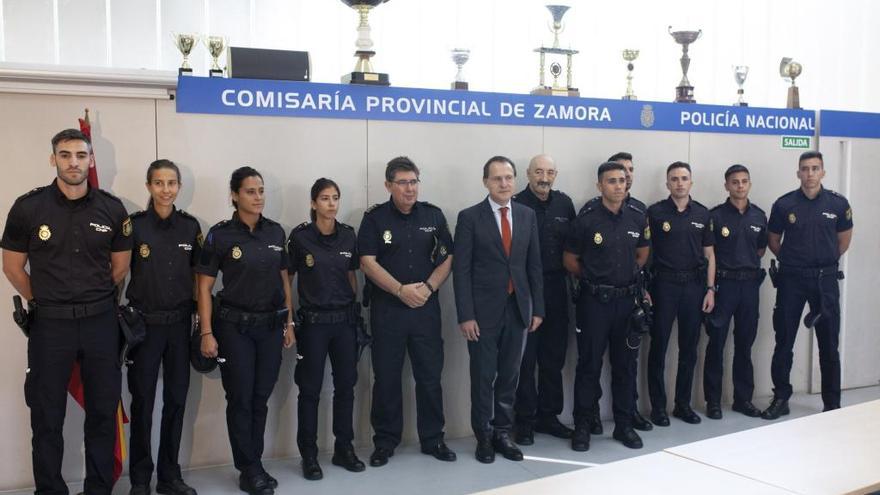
[531,4,579,97]
[172,33,197,76]
[669,26,702,103]
[779,57,803,109]
[733,65,749,106]
[202,35,227,77]
[622,49,639,100]
[451,48,470,90]
[546,5,570,49]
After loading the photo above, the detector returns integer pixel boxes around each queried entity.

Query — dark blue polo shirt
[768,187,853,268]
[647,197,714,272]
[709,199,768,271]
[513,187,575,274]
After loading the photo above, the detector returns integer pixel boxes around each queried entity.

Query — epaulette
[648,199,666,209]
[827,189,845,199]
[95,188,124,204]
[780,189,799,200]
[261,216,280,226]
[292,221,311,233]
[577,196,600,216]
[710,203,724,212]
[178,209,198,222]
[690,199,707,210]
[420,201,442,210]
[626,202,646,215]
[338,222,354,230]
[364,203,382,214]
[16,186,47,202]
[129,210,147,219]
[750,203,766,215]
[211,219,232,230]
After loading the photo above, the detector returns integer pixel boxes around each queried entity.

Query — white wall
[1,0,879,112]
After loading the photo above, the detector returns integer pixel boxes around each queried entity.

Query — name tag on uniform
[178,243,193,251]
[267,244,283,252]
[691,222,705,229]
[339,251,353,258]
[822,212,837,219]
[90,222,112,233]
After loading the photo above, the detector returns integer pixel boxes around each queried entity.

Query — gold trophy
[531,5,579,97]
[203,35,227,77]
[172,33,197,76]
[779,57,803,109]
[341,0,390,86]
[622,49,639,100]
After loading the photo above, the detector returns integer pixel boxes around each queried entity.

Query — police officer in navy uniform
[1,129,132,494]
[579,152,652,434]
[358,156,456,467]
[646,161,716,427]
[563,161,650,451]
[195,167,294,495]
[512,154,575,446]
[126,160,201,495]
[703,164,767,420]
[762,151,853,420]
[288,178,364,480]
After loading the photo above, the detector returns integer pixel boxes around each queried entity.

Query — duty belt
[298,306,356,325]
[653,268,703,283]
[216,305,289,327]
[779,264,842,279]
[35,297,115,320]
[717,268,765,281]
[139,308,191,325]
[582,280,639,300]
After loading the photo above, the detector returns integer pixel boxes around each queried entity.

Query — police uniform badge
[139,244,150,258]
[38,224,51,241]
[788,213,797,224]
[122,218,132,237]
[305,253,315,267]
[721,226,730,238]
[231,246,242,260]
[593,232,603,245]
[662,221,671,232]
[383,230,393,244]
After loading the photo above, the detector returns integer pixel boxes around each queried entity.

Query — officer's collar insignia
[662,221,671,232]
[139,244,150,258]
[122,218,133,237]
[38,224,51,241]
[383,230,393,244]
[305,253,315,267]
[721,226,730,238]
[788,213,797,224]
[231,246,243,259]
[593,232,603,245]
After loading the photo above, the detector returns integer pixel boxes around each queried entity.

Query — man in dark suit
[453,156,545,464]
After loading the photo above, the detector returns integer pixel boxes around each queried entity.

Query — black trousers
[703,278,760,405]
[648,279,704,412]
[214,317,283,477]
[294,321,358,457]
[771,272,841,407]
[127,320,191,485]
[468,294,526,439]
[573,292,636,428]
[27,308,120,495]
[515,273,569,424]
[370,298,445,449]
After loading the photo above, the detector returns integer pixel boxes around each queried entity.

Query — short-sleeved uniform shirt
[768,187,853,268]
[513,187,575,274]
[564,201,650,287]
[195,213,287,312]
[357,199,453,305]
[647,197,714,272]
[126,206,202,312]
[579,193,646,217]
[0,181,132,304]
[287,221,359,310]
[709,199,768,271]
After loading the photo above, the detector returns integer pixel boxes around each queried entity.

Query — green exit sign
[782,136,811,149]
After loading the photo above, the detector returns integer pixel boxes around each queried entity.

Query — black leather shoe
[761,397,790,420]
[514,423,534,445]
[587,409,603,435]
[421,441,457,461]
[332,446,366,472]
[612,427,643,449]
[475,438,495,464]
[732,401,762,417]
[672,404,702,424]
[493,433,524,461]
[534,417,574,439]
[571,425,590,452]
[706,402,723,420]
[130,485,150,495]
[263,472,277,490]
[823,404,840,412]
[369,447,394,467]
[239,473,274,495]
[302,457,323,480]
[650,410,670,427]
[632,411,653,431]
[156,479,196,495]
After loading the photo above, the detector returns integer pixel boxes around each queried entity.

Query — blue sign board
[176,77,815,137]
[820,110,880,138]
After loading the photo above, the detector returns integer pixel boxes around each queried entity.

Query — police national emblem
[721,226,730,238]
[139,244,150,258]
[305,253,315,267]
[788,213,797,224]
[640,104,655,128]
[383,230,393,244]
[662,221,671,232]
[38,224,51,241]
[231,246,242,259]
[593,232,603,245]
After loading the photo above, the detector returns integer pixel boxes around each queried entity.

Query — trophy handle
[667,25,673,34]
[696,29,703,39]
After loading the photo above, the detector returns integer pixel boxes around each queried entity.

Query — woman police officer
[287,178,364,480]
[195,166,294,495]
[126,160,201,495]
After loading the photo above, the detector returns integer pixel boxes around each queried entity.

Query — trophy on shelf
[172,33,197,76]
[531,5,579,97]
[779,57,803,109]
[203,35,227,77]
[733,65,749,106]
[340,0,390,86]
[451,48,470,90]
[669,26,702,103]
[622,49,639,100]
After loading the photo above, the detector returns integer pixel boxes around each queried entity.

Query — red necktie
[500,206,513,293]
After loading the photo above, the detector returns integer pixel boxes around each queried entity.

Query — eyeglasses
[392,179,421,187]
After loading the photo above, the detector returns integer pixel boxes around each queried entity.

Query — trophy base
[209,69,224,78]
[622,95,638,101]
[178,68,193,76]
[787,86,801,109]
[531,87,580,97]
[451,81,469,90]
[736,102,749,107]
[675,85,696,103]
[343,72,390,86]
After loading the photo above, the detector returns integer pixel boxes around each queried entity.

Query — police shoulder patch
[122,218,133,237]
